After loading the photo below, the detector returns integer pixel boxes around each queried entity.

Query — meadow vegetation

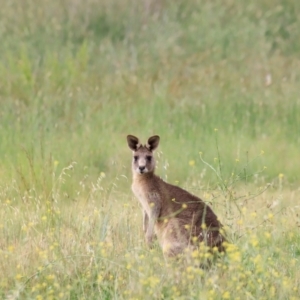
[0,0,299,299]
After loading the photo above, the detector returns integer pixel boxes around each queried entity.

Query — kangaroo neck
[133,171,155,182]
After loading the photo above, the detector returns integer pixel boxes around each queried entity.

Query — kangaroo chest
[132,183,159,216]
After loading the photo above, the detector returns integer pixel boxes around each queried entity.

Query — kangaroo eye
[134,156,138,161]
[146,156,152,162]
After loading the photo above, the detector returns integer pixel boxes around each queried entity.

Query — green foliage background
[1,0,299,185]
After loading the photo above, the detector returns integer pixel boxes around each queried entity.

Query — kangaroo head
[127,135,160,175]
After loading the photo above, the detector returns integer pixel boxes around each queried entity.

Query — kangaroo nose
[139,166,145,171]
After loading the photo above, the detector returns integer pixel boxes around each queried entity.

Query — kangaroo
[127,135,225,258]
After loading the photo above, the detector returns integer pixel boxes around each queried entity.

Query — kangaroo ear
[127,135,141,151]
[146,135,160,151]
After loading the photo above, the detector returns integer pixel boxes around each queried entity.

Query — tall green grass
[0,0,299,298]
[1,0,300,184]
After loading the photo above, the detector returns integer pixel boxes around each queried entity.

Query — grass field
[0,0,300,299]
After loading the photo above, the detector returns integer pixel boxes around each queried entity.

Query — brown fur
[127,135,225,257]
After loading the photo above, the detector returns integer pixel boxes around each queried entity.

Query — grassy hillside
[0,0,299,299]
